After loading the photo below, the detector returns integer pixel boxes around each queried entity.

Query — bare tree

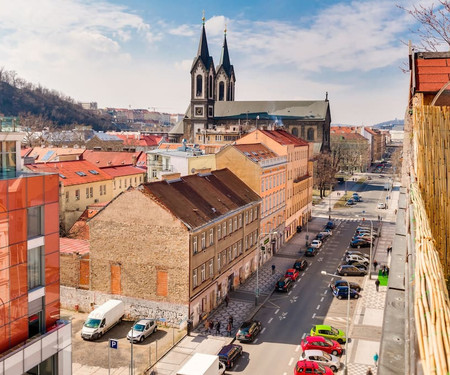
[314,152,338,198]
[19,113,54,147]
[398,1,450,51]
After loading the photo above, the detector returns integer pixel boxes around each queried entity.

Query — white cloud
[169,24,196,37]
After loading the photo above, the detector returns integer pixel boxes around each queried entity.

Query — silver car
[127,319,157,343]
[300,349,340,372]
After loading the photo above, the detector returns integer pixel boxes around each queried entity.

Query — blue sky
[0,0,436,125]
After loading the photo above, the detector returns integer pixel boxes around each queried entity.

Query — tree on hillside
[398,1,450,51]
[19,113,54,147]
[314,152,338,198]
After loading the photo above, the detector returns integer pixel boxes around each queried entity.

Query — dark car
[305,247,318,257]
[275,277,293,292]
[332,286,361,300]
[350,239,371,248]
[354,196,363,202]
[293,258,308,271]
[346,199,355,206]
[337,265,367,276]
[331,280,362,292]
[235,320,261,342]
[345,260,368,270]
[316,233,326,241]
[218,344,243,369]
[325,221,335,230]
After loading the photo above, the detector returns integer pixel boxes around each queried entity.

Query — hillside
[0,79,110,130]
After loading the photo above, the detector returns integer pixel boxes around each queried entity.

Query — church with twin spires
[170,17,331,154]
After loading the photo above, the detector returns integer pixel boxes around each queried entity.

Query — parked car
[330,279,362,292]
[300,336,343,356]
[305,247,318,257]
[321,230,333,237]
[275,277,293,292]
[310,239,322,249]
[350,239,371,248]
[332,286,361,300]
[353,196,363,202]
[337,265,367,276]
[218,344,243,369]
[294,360,334,375]
[316,233,326,242]
[300,350,340,373]
[310,325,346,344]
[325,221,335,229]
[352,193,360,198]
[352,233,375,241]
[355,228,378,237]
[293,258,308,271]
[81,299,124,340]
[377,202,386,209]
[345,254,369,265]
[235,320,261,342]
[285,268,300,281]
[127,319,157,343]
[344,250,368,259]
[346,199,355,206]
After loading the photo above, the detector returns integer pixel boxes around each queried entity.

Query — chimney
[132,155,137,167]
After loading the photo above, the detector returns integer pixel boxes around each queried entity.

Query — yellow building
[216,143,287,255]
[236,129,313,240]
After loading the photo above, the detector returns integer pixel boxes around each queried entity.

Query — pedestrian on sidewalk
[215,321,221,335]
[374,352,379,368]
[373,260,378,271]
[366,368,373,375]
[228,315,233,327]
[375,278,380,292]
[226,322,232,337]
[272,264,276,274]
[387,246,392,255]
[225,295,229,307]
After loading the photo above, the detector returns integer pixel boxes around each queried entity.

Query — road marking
[316,305,320,310]
[288,357,294,366]
[268,317,273,324]
[261,327,266,334]
[324,290,328,295]
[301,332,306,339]
[320,297,324,302]
[298,278,302,282]
[293,284,297,288]
[253,338,258,343]
[288,291,292,295]
[296,345,300,352]
[275,309,279,314]
[312,313,316,319]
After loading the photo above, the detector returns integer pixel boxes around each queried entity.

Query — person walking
[226,322,232,337]
[374,352,379,368]
[228,315,233,328]
[225,295,229,307]
[215,321,221,335]
[272,264,276,274]
[375,278,380,292]
[373,260,378,271]
[366,368,373,375]
[387,246,392,255]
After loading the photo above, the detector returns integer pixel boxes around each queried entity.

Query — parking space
[63,309,185,374]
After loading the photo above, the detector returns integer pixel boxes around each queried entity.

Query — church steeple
[218,27,232,77]
[196,12,212,70]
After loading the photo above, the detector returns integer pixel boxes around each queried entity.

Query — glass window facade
[27,206,43,239]
[28,246,43,290]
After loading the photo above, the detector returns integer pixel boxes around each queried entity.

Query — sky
[0,0,439,126]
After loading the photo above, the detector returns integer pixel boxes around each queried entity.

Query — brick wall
[88,189,190,305]
[60,253,80,288]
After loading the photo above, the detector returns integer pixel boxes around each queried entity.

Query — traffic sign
[109,339,118,349]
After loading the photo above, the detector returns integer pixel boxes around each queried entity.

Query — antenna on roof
[325,92,328,101]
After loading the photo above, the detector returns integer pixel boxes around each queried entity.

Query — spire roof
[218,31,233,77]
[196,22,212,70]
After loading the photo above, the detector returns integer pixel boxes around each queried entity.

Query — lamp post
[130,319,141,375]
[328,183,332,220]
[321,271,350,375]
[255,231,277,306]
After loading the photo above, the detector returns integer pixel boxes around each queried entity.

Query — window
[75,171,87,177]
[249,209,253,222]
[209,229,214,246]
[27,206,43,239]
[201,264,206,282]
[228,248,232,262]
[28,311,43,339]
[193,236,198,254]
[219,81,225,101]
[233,244,237,258]
[307,128,314,141]
[119,179,122,188]
[86,188,89,199]
[217,225,221,239]
[193,269,198,288]
[65,191,69,203]
[245,236,248,250]
[196,75,203,96]
[113,180,116,189]
[238,215,242,228]
[28,246,43,290]
[238,241,242,255]
[229,219,232,234]
[201,232,206,249]
[209,259,214,277]
[217,253,221,270]
[245,211,248,224]
[223,222,227,237]
[233,217,237,231]
[88,170,99,175]
[90,187,93,198]
[75,189,80,200]
[254,207,258,219]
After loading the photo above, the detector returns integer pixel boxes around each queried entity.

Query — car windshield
[322,352,332,360]
[286,271,293,275]
[317,363,327,372]
[133,324,145,332]
[330,327,339,335]
[240,322,252,329]
[84,318,101,328]
[323,337,334,346]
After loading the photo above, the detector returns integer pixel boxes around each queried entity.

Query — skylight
[59,174,66,179]
[75,171,87,176]
[88,170,99,175]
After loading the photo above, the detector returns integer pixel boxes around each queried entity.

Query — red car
[300,336,343,356]
[294,360,334,375]
[285,268,300,281]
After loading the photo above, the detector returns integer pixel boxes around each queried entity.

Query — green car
[310,325,346,344]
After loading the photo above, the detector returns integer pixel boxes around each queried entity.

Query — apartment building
[237,129,313,240]
[87,169,261,327]
[216,143,287,255]
[0,129,72,374]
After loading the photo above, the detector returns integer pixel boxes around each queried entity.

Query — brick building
[87,169,261,327]
[0,129,72,374]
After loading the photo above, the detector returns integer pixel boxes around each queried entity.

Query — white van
[81,299,124,340]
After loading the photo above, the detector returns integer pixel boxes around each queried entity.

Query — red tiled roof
[234,143,279,161]
[413,52,450,93]
[331,132,367,141]
[157,143,223,152]
[115,134,163,147]
[259,129,309,147]
[330,126,358,134]
[60,237,90,255]
[82,150,142,168]
[101,165,146,178]
[25,160,112,186]
[21,147,32,157]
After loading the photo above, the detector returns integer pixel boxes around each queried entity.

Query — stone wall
[60,253,80,288]
[61,286,188,324]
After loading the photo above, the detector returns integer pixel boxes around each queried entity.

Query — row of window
[261,172,286,192]
[192,208,258,254]
[261,190,285,215]
[113,176,143,190]
[195,74,233,101]
[192,230,258,288]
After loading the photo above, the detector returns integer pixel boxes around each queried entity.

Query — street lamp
[321,271,350,375]
[255,231,277,306]
[328,183,332,220]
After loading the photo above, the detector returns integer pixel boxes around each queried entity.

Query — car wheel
[356,288,361,292]
[154,326,157,333]
[337,295,343,300]
[343,273,348,276]
[337,339,344,344]
[140,336,144,343]
[354,294,359,299]
[332,350,338,356]
[230,361,234,368]
[331,365,338,372]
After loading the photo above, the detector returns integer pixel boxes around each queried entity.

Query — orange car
[285,268,300,281]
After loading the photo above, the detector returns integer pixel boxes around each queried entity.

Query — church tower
[188,14,216,140]
[215,27,236,102]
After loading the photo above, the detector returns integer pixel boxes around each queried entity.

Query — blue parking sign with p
[109,339,118,349]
